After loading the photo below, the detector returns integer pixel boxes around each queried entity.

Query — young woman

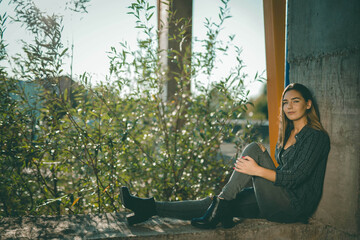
[119,83,330,229]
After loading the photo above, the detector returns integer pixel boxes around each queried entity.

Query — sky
[1,0,266,98]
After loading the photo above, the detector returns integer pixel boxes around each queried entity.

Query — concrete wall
[287,0,360,235]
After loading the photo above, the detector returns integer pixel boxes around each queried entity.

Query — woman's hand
[234,156,261,176]
[234,156,277,182]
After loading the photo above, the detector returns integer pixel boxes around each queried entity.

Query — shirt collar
[294,125,311,141]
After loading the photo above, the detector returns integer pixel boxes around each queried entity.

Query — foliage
[248,83,268,120]
[0,0,262,217]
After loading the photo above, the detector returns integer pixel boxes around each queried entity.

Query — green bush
[0,0,262,216]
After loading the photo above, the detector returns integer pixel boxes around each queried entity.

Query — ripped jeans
[219,142,299,222]
[156,143,300,223]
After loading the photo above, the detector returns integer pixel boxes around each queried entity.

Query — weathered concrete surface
[287,0,360,235]
[287,0,360,60]
[0,212,358,239]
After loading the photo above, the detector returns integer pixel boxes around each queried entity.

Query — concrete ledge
[1,212,358,239]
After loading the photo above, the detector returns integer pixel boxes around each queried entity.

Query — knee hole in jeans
[257,143,266,152]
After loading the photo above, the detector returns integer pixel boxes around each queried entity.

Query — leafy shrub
[0,0,262,216]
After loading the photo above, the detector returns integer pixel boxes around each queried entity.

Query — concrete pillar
[263,0,286,163]
[157,0,192,101]
[287,0,360,235]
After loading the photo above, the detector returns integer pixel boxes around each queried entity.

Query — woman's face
[282,90,311,122]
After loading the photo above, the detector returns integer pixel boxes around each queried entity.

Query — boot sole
[191,218,219,229]
[127,214,151,226]
[191,222,218,229]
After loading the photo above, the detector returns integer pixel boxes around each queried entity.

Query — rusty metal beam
[263,0,286,164]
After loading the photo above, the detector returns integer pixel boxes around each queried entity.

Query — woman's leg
[230,187,261,219]
[120,186,212,224]
[156,197,212,220]
[191,142,268,229]
[219,142,268,200]
[143,143,268,224]
[218,142,298,222]
[122,143,295,225]
[252,176,298,222]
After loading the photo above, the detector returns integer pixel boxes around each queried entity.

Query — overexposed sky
[1,0,266,97]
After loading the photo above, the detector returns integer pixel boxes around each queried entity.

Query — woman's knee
[243,142,266,154]
[257,143,266,152]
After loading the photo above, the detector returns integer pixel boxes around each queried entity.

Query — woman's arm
[234,156,276,182]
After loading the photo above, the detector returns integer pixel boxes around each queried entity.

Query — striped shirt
[274,125,330,218]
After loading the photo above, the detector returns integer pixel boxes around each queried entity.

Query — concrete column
[287,0,360,235]
[157,0,192,102]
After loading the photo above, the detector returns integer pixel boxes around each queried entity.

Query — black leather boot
[191,196,235,229]
[119,186,157,225]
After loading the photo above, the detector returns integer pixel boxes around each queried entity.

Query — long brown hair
[277,83,327,148]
